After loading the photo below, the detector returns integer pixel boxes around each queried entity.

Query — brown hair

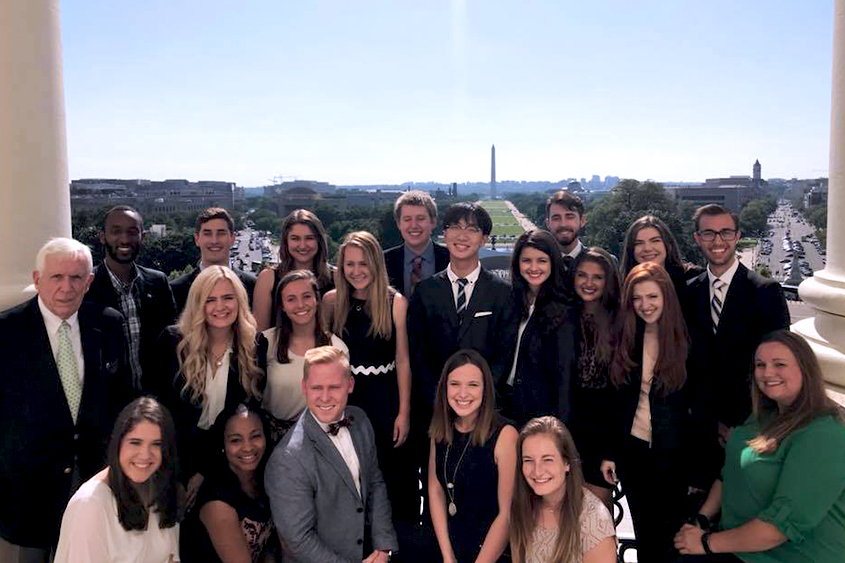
[573,247,622,365]
[620,215,685,278]
[273,270,331,364]
[393,190,437,223]
[545,190,584,218]
[276,209,333,291]
[693,203,739,232]
[610,262,689,394]
[195,207,234,233]
[429,349,498,446]
[510,416,585,563]
[748,330,844,454]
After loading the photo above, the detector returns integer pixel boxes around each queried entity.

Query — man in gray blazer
[265,346,397,563]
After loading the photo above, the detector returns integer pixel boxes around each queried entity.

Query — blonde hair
[175,266,262,403]
[332,231,394,339]
[303,346,350,380]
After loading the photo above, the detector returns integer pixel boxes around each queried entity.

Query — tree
[739,199,771,235]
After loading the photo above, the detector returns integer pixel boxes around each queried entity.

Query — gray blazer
[265,405,398,563]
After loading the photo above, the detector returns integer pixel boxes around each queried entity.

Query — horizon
[63,1,834,186]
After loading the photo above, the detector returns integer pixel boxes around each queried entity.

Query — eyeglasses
[697,229,739,242]
[445,224,482,235]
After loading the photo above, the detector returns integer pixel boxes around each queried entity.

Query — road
[757,201,826,282]
[231,228,279,274]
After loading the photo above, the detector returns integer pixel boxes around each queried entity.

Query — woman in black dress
[323,231,415,523]
[429,349,518,563]
[568,247,621,507]
[505,230,577,427]
[181,401,276,563]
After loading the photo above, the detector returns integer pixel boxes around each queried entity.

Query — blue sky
[62,1,834,186]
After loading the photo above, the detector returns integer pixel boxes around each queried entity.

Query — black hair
[102,205,143,231]
[442,202,493,236]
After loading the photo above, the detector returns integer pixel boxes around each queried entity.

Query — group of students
[1,189,844,563]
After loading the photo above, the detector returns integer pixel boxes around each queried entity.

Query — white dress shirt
[198,349,230,430]
[446,262,482,308]
[311,410,361,496]
[38,297,85,385]
[706,256,740,305]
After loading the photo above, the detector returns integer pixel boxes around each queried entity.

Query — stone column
[793,0,845,402]
[0,0,70,311]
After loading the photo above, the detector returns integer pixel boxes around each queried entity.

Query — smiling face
[446,363,484,423]
[754,341,803,409]
[33,253,94,320]
[119,420,163,484]
[204,278,239,331]
[632,280,664,325]
[444,220,487,263]
[519,246,552,294]
[195,218,236,266]
[546,203,586,251]
[224,411,266,477]
[342,245,372,298]
[694,213,739,270]
[521,433,570,502]
[633,226,667,267]
[574,260,606,304]
[397,204,435,253]
[302,360,354,424]
[287,223,319,269]
[281,278,318,327]
[100,209,143,264]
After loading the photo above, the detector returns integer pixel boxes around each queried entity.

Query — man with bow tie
[265,346,398,563]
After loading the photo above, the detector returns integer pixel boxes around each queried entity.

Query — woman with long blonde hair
[152,266,263,508]
[322,231,416,525]
[510,416,616,563]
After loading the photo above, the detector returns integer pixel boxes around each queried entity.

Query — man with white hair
[0,237,129,562]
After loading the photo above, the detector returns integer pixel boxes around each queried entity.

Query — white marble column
[0,0,71,311]
[793,0,845,402]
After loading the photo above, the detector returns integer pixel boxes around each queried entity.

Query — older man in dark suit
[0,238,128,562]
[171,207,256,315]
[384,190,450,298]
[265,346,397,563]
[684,204,790,444]
[85,206,176,391]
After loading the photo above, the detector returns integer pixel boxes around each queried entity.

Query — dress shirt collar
[309,409,348,432]
[706,255,740,288]
[563,240,583,259]
[404,240,434,265]
[446,262,481,285]
[37,296,80,335]
[104,260,140,292]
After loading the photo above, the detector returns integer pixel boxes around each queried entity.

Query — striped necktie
[409,255,423,297]
[455,278,469,320]
[711,278,726,334]
[57,321,82,423]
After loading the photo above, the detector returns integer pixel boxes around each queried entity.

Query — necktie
[327,416,353,436]
[456,278,469,320]
[409,256,423,296]
[57,321,82,423]
[711,278,726,333]
[563,255,574,271]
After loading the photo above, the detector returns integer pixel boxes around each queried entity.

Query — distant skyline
[62,1,834,186]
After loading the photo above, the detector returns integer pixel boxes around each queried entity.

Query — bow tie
[327,416,353,436]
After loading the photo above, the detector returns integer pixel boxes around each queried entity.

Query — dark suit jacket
[170,266,256,317]
[0,298,128,547]
[682,263,790,427]
[85,262,176,389]
[509,300,578,427]
[265,406,398,563]
[384,242,450,297]
[148,326,252,482]
[408,268,517,417]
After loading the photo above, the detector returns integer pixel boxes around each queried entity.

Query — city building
[70,178,236,213]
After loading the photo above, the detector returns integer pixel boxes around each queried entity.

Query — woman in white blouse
[257,269,347,443]
[510,416,617,563]
[55,397,182,563]
[151,266,263,508]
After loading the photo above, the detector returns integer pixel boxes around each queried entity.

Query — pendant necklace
[211,347,229,367]
[443,432,472,517]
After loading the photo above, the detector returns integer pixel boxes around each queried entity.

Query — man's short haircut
[393,190,437,223]
[303,346,350,380]
[35,237,93,275]
[545,190,585,218]
[693,204,739,232]
[195,207,235,233]
[102,205,143,231]
[442,202,493,236]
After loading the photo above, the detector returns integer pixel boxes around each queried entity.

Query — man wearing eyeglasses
[684,204,789,450]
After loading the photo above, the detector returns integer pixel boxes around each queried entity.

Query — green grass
[478,200,526,238]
